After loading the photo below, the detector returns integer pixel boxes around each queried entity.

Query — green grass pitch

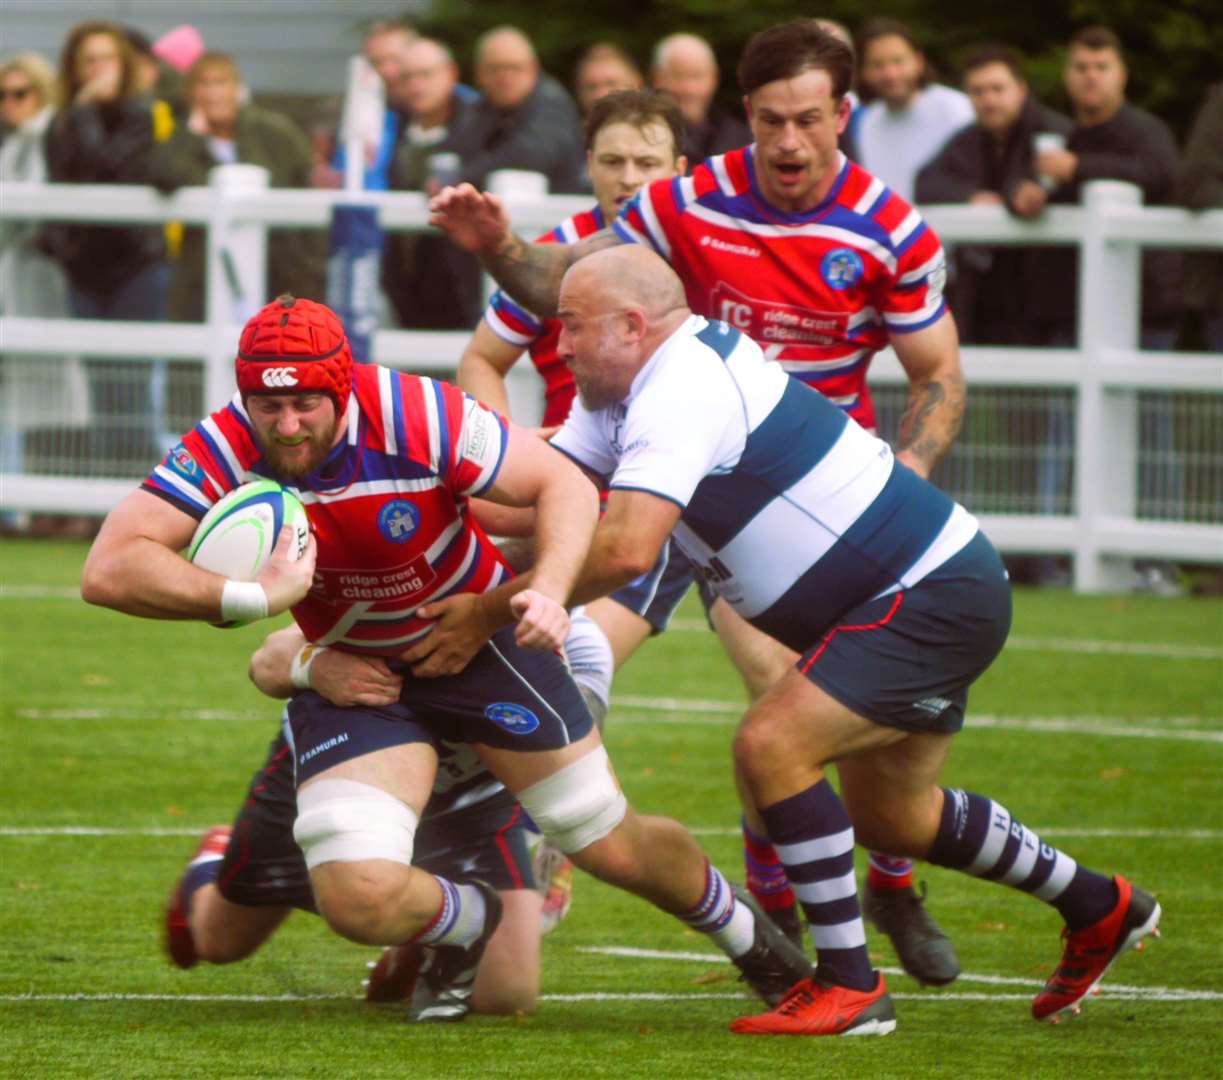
[1,538,1220,1078]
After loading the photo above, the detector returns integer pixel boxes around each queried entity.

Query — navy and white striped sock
[761,780,876,991]
[928,789,1118,930]
[412,878,488,947]
[679,861,756,959]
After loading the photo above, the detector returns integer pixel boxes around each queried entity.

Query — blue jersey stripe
[391,374,408,458]
[695,319,741,360]
[431,380,451,472]
[685,379,847,551]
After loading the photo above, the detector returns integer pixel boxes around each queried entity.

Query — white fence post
[1075,181,1143,591]
[204,164,269,414]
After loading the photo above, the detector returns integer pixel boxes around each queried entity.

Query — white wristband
[290,643,329,690]
[220,580,268,624]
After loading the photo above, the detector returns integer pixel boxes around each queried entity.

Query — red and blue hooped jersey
[482,205,606,427]
[613,148,948,431]
[144,365,512,655]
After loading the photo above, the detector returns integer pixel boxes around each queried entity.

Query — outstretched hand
[428,184,511,255]
[258,526,316,616]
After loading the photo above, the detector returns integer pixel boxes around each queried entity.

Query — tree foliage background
[416,0,1221,140]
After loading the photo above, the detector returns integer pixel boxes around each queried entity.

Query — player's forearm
[249,626,306,699]
[895,357,966,478]
[520,471,599,605]
[479,232,573,318]
[456,350,513,417]
[80,536,227,620]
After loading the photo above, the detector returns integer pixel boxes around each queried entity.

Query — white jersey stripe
[710,153,736,196]
[317,600,373,646]
[677,175,697,208]
[151,464,210,510]
[852,176,885,215]
[378,367,398,456]
[717,424,893,617]
[559,218,579,244]
[777,348,869,374]
[421,378,441,472]
[203,410,246,485]
[884,295,944,327]
[484,305,536,347]
[897,249,945,286]
[295,477,444,505]
[682,203,896,273]
[889,207,922,248]
[638,186,672,260]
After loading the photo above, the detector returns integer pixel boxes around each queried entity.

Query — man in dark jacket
[151,52,324,322]
[382,37,484,329]
[1016,26,1182,348]
[451,26,584,195]
[916,45,1072,345]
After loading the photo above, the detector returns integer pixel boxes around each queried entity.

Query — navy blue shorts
[607,538,694,633]
[797,532,1012,734]
[216,731,536,911]
[284,625,594,786]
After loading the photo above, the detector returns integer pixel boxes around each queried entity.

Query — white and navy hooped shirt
[550,316,978,649]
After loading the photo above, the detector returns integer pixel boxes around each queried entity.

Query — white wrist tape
[290,643,329,689]
[220,580,268,624]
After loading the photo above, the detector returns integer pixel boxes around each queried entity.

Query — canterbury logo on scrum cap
[261,367,299,388]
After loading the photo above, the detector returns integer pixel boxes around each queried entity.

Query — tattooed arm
[429,183,624,317]
[889,311,966,479]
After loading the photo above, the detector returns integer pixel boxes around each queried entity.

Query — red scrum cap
[235,295,353,411]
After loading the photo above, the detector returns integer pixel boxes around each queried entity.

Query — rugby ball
[188,480,310,602]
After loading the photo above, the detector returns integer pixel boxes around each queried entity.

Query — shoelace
[775,982,818,1016]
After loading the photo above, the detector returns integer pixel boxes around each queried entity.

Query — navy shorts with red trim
[796,531,1012,734]
[216,730,535,911]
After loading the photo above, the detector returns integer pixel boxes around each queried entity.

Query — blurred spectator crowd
[2,15,1219,343]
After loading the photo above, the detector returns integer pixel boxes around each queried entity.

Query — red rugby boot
[1032,875,1161,1022]
[164,825,231,969]
[730,973,896,1037]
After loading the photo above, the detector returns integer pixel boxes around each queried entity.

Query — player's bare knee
[733,708,792,785]
[473,974,538,1016]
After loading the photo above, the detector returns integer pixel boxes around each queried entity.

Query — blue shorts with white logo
[286,625,594,786]
[607,538,694,633]
[796,531,1012,734]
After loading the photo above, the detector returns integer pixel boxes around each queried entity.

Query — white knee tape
[293,778,418,871]
[516,745,627,855]
[564,607,614,711]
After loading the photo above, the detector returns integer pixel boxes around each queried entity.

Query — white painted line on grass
[611,695,1223,743]
[3,584,1217,661]
[665,619,1223,661]
[3,824,1220,841]
[687,826,1223,841]
[16,702,1222,743]
[579,947,1223,1002]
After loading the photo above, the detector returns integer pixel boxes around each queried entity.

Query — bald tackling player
[413,245,1161,1036]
